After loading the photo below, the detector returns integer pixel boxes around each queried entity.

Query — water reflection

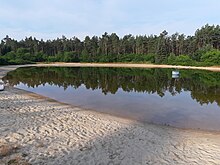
[3,67,220,131]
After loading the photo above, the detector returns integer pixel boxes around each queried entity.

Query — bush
[200,49,220,65]
[35,51,46,62]
[116,54,155,63]
[167,54,195,66]
[63,52,80,62]
[8,59,33,65]
[192,45,213,61]
[16,48,32,61]
[143,53,155,63]
[3,51,16,61]
[0,56,9,65]
[46,56,58,62]
[167,53,176,65]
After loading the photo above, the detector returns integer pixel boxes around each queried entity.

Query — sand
[1,63,220,165]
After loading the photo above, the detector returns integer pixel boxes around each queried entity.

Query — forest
[0,24,220,66]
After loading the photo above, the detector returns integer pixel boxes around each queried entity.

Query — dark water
[3,67,220,131]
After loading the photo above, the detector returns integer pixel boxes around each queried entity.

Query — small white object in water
[0,84,5,91]
[0,80,4,91]
[172,70,179,75]
[172,70,180,78]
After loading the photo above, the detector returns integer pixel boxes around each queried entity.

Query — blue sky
[0,0,219,40]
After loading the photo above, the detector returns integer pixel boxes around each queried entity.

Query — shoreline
[1,62,220,78]
[1,63,220,134]
[11,86,220,135]
[1,88,220,164]
[1,63,220,133]
[1,63,220,164]
[33,62,220,72]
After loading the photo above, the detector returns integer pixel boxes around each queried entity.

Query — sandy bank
[1,87,220,165]
[0,64,220,164]
[1,62,220,79]
[37,62,220,72]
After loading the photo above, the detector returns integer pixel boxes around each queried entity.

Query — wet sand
[1,63,220,165]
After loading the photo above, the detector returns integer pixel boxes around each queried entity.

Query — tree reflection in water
[4,67,220,107]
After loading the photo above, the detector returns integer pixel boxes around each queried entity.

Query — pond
[3,67,220,131]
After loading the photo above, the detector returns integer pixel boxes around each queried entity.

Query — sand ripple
[0,87,220,165]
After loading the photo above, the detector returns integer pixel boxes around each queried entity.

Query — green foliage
[0,49,34,65]
[80,49,90,62]
[63,52,80,62]
[200,49,220,65]
[16,48,31,61]
[192,45,213,61]
[175,55,195,66]
[8,59,33,65]
[4,51,16,61]
[0,24,220,66]
[0,56,9,65]
[167,53,176,64]
[113,54,155,63]
[47,56,57,62]
[168,54,195,66]
[35,51,46,62]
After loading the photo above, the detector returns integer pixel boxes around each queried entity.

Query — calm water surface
[4,67,220,131]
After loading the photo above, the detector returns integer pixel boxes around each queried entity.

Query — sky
[0,0,219,40]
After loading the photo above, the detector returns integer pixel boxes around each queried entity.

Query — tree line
[0,24,220,66]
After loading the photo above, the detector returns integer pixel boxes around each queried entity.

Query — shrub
[46,56,57,62]
[200,49,220,65]
[167,54,195,66]
[63,52,80,62]
[0,57,9,65]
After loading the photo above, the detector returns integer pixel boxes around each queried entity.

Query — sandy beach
[1,63,220,165]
